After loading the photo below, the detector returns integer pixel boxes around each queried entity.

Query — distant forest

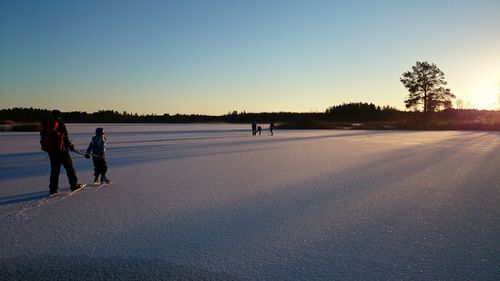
[1,103,500,131]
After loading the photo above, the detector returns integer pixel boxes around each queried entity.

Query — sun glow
[470,80,499,110]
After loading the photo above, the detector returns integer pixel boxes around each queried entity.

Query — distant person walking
[269,122,275,136]
[252,121,257,136]
[85,127,110,184]
[40,110,85,196]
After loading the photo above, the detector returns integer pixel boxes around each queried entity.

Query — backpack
[40,120,65,152]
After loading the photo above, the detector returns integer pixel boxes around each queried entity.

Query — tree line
[2,105,499,128]
[0,107,344,124]
[0,104,407,124]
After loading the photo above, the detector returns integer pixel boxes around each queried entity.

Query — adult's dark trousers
[48,150,78,192]
[92,158,108,178]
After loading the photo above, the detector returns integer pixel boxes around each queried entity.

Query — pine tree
[401,61,455,112]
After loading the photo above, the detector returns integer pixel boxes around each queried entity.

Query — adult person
[40,110,85,196]
[269,122,275,136]
[251,121,257,135]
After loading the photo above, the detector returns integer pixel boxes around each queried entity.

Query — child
[256,125,262,135]
[85,127,110,184]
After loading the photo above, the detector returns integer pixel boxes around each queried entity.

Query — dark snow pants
[93,158,108,178]
[48,150,78,193]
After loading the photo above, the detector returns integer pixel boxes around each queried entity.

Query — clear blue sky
[1,0,499,115]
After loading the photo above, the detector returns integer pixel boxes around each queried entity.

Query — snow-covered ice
[1,124,499,280]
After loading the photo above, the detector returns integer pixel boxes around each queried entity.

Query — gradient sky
[1,0,499,115]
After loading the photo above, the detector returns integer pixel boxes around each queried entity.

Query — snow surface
[1,124,499,280]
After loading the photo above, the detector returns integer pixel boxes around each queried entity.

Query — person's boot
[49,189,60,197]
[71,183,86,192]
[101,176,110,184]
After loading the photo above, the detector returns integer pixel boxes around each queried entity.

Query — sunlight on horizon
[469,79,500,110]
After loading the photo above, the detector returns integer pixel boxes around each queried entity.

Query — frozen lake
[1,124,499,280]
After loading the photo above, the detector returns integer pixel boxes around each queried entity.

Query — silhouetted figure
[40,110,85,196]
[252,121,257,135]
[269,122,275,136]
[85,127,110,184]
[257,125,262,135]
